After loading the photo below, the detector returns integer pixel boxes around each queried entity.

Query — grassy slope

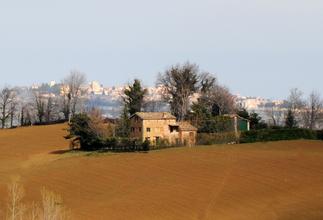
[0,124,323,219]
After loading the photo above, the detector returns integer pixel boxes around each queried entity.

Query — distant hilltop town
[27,80,288,121]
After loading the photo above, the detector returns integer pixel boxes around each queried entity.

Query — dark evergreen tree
[123,79,147,116]
[249,112,267,130]
[285,109,297,128]
[237,108,249,119]
[116,106,131,137]
[67,113,94,150]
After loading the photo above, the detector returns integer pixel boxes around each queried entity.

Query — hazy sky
[0,0,322,99]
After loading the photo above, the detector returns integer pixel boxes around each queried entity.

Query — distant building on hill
[129,112,197,147]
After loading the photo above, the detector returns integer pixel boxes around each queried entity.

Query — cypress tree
[285,109,297,128]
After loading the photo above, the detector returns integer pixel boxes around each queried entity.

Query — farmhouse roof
[178,121,198,131]
[223,114,250,121]
[131,112,177,120]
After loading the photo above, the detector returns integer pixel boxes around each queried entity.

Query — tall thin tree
[0,87,16,128]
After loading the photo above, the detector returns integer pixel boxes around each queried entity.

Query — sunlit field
[0,124,323,220]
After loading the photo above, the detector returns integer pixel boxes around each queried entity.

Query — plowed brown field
[1,124,323,220]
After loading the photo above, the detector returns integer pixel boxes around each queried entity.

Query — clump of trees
[0,87,17,128]
[67,108,117,151]
[2,61,322,147]
[157,62,237,133]
[116,79,147,137]
[285,88,323,130]
[0,70,87,128]
[237,109,267,130]
[67,109,149,151]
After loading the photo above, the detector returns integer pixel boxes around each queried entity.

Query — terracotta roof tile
[178,121,198,131]
[131,112,176,120]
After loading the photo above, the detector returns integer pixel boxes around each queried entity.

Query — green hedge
[317,130,323,140]
[240,128,318,143]
[197,132,238,145]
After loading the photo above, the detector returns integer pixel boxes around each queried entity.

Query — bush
[240,128,318,143]
[197,132,238,145]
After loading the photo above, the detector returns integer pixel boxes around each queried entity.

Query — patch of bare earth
[0,124,323,219]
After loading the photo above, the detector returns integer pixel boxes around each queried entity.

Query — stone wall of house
[142,119,177,143]
[129,115,143,139]
[130,116,197,146]
[180,131,196,146]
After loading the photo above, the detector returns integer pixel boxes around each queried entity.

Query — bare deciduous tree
[265,106,284,127]
[34,93,46,123]
[286,88,305,126]
[88,108,115,139]
[302,91,323,130]
[288,88,305,111]
[62,71,86,122]
[0,87,17,128]
[210,84,235,115]
[157,62,200,121]
[45,97,59,123]
[195,73,235,116]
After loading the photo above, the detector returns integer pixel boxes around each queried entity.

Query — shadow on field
[49,149,150,155]
[50,149,72,154]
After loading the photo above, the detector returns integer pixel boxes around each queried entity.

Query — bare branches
[287,88,305,113]
[157,62,200,121]
[0,87,17,128]
[7,180,25,220]
[303,91,323,130]
[41,188,69,220]
[88,108,115,139]
[5,181,70,220]
[62,71,87,121]
[265,107,283,127]
[34,93,46,123]
[286,88,323,129]
[210,84,235,115]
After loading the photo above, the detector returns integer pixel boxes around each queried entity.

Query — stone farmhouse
[129,112,197,146]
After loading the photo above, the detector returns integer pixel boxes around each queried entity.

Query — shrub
[197,132,238,145]
[240,128,318,143]
[142,140,150,151]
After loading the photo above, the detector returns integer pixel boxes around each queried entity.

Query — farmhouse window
[131,127,135,132]
[147,128,151,132]
[169,126,179,133]
[138,127,142,132]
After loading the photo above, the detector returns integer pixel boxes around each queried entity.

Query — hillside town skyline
[9,79,289,122]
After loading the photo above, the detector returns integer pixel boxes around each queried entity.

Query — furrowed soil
[1,124,323,220]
